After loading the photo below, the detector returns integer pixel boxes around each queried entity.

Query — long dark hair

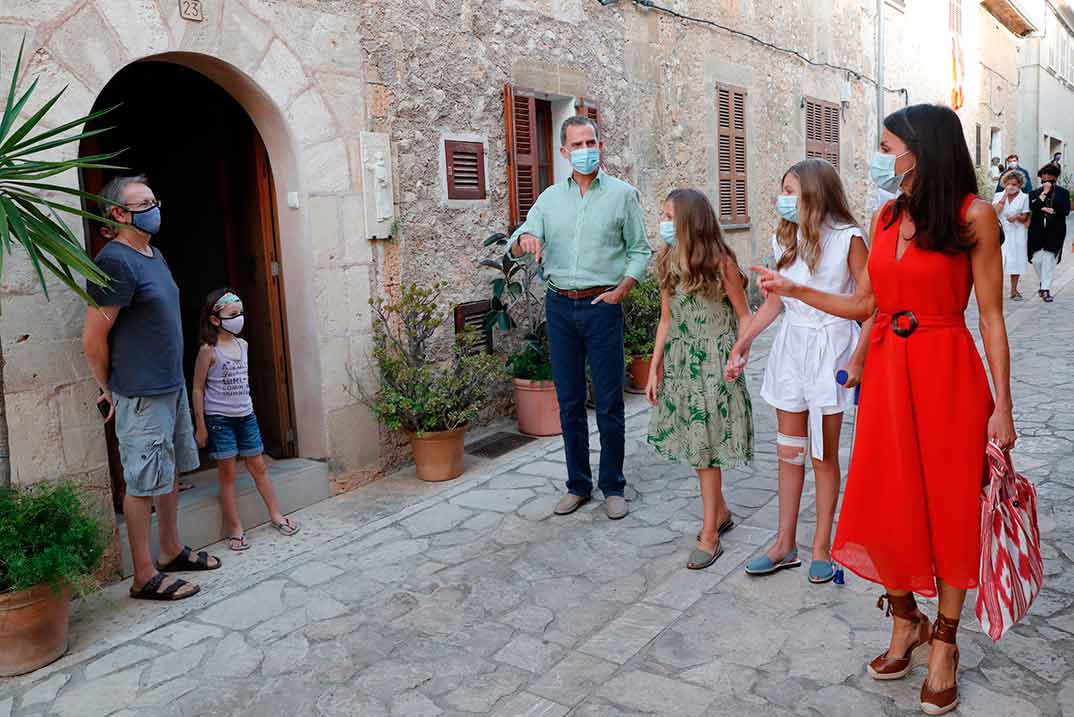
[199,287,234,346]
[882,104,977,253]
[656,188,744,300]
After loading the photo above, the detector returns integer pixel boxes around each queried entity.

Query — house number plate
[179,0,205,21]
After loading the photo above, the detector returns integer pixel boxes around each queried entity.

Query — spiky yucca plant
[0,39,122,486]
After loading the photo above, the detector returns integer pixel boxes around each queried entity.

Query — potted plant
[480,233,561,436]
[0,482,105,675]
[622,272,662,391]
[360,283,504,482]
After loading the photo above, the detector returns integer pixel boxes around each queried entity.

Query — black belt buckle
[891,310,918,338]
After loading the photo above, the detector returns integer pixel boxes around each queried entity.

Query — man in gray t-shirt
[83,175,220,601]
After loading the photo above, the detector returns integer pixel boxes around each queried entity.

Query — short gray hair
[99,174,148,220]
[560,115,600,146]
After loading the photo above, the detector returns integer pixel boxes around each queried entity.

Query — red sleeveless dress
[832,196,994,597]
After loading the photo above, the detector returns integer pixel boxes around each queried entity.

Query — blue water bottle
[831,369,856,587]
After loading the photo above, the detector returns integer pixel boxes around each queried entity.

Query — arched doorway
[80,61,296,511]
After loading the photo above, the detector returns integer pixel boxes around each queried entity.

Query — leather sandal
[920,614,960,716]
[867,593,931,680]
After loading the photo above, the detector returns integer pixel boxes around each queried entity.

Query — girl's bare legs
[810,412,843,561]
[696,467,731,552]
[1010,274,1021,297]
[927,579,966,691]
[766,410,808,561]
[244,454,286,525]
[217,458,243,537]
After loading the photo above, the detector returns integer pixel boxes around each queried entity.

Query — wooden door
[234,138,295,458]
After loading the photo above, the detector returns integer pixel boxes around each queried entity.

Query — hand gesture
[96,391,114,422]
[516,234,543,263]
[750,266,797,298]
[1043,206,1056,215]
[592,286,625,305]
[987,409,1016,450]
[840,358,864,389]
[645,370,661,405]
[724,342,750,381]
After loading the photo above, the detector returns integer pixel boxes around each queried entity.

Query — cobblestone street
[2,266,1073,717]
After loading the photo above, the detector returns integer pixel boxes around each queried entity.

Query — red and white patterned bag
[976,441,1044,642]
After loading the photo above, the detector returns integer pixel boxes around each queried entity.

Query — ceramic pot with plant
[0,482,105,676]
[481,233,561,436]
[356,283,505,482]
[623,272,662,391]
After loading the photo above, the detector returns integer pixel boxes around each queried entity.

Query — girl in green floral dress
[646,188,754,570]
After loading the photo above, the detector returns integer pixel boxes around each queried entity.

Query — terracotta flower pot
[629,356,652,391]
[0,583,71,676]
[513,378,562,437]
[408,425,467,482]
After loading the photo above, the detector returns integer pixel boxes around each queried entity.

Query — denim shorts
[114,386,200,498]
[205,413,264,460]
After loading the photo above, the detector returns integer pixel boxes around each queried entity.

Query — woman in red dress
[754,104,1016,716]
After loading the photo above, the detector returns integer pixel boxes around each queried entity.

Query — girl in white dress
[725,159,870,583]
[992,170,1030,300]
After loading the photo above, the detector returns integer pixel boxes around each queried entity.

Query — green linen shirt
[509,170,652,290]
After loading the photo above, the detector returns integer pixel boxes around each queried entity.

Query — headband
[212,292,241,313]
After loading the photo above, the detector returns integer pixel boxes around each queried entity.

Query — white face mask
[1005,185,1020,195]
[220,315,245,336]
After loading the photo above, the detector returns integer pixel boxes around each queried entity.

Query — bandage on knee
[776,432,808,465]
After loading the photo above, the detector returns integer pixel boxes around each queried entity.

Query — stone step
[117,458,331,578]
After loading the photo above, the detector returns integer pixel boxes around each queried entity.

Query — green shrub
[479,233,553,381]
[363,283,505,435]
[623,272,661,358]
[0,482,105,595]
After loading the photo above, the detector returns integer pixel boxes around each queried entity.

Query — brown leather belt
[551,285,614,300]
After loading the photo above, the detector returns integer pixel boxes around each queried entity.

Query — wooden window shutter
[445,140,486,200]
[805,97,840,172]
[505,84,538,227]
[716,83,749,225]
[454,300,493,354]
[576,98,601,136]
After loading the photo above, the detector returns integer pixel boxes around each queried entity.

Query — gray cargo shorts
[114,386,200,498]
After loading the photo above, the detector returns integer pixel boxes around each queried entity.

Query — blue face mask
[130,205,162,236]
[570,148,601,176]
[869,150,914,194]
[776,194,800,223]
[658,220,676,246]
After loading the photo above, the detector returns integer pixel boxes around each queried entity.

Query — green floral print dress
[647,290,754,468]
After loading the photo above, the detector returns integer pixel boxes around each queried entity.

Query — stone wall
[358,0,880,328]
[0,0,379,532]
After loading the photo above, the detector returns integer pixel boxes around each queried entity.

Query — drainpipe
[877,0,885,144]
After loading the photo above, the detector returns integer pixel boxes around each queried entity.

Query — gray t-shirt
[88,241,184,397]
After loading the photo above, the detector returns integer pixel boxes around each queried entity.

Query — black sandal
[129,572,200,601]
[156,546,221,572]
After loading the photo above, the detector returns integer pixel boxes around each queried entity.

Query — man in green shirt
[510,116,652,520]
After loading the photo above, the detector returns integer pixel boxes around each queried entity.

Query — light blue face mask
[130,204,162,236]
[658,220,676,246]
[869,150,914,194]
[570,148,601,175]
[776,194,800,223]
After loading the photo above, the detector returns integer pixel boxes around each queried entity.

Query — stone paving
[2,265,1074,716]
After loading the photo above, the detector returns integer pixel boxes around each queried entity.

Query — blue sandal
[745,549,801,576]
[808,559,837,584]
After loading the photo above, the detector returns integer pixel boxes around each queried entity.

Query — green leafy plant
[0,482,106,595]
[0,38,122,487]
[356,283,505,435]
[479,232,552,381]
[622,271,661,359]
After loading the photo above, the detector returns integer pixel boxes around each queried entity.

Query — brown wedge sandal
[867,593,932,680]
[920,614,960,715]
